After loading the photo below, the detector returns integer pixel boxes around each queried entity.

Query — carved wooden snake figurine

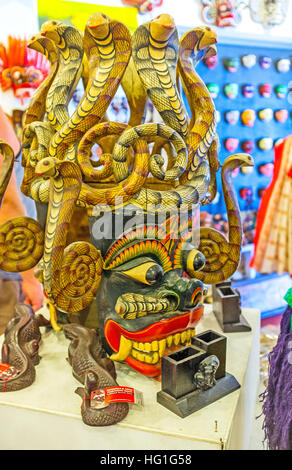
[63,323,129,426]
[0,304,48,392]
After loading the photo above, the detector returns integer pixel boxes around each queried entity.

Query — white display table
[0,306,260,450]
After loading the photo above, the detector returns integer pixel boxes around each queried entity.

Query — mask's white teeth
[110,335,132,361]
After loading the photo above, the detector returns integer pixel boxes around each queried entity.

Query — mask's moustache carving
[115,292,180,319]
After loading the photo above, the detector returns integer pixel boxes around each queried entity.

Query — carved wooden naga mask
[0,13,252,379]
[90,207,206,377]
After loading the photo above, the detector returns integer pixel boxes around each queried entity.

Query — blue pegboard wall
[182,38,292,216]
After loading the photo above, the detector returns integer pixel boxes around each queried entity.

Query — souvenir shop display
[0,14,254,426]
[186,38,292,217]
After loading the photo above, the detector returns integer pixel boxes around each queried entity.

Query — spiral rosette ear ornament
[0,217,44,272]
[52,241,103,313]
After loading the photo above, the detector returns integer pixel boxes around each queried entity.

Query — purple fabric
[261,305,292,450]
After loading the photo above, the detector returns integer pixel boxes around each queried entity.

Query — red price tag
[90,386,143,409]
[0,363,19,380]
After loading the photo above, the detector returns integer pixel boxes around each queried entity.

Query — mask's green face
[93,214,205,378]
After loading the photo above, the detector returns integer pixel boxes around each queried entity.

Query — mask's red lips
[104,305,204,377]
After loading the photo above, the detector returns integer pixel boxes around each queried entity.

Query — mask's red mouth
[104,305,204,378]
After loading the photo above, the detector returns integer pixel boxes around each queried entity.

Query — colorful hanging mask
[201,0,245,28]
[242,84,255,98]
[224,57,240,72]
[276,58,290,73]
[275,84,288,99]
[224,83,239,99]
[241,109,256,127]
[259,83,272,98]
[241,140,255,153]
[224,110,239,125]
[224,137,239,152]
[241,54,256,68]
[259,56,272,69]
[274,109,288,123]
[258,108,273,122]
[258,137,273,151]
[207,83,220,98]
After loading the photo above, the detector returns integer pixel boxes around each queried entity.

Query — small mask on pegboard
[258,108,273,122]
[259,83,272,98]
[276,58,290,73]
[224,137,239,152]
[223,57,240,72]
[274,109,288,123]
[224,110,239,125]
[241,140,255,153]
[241,109,256,127]
[223,83,239,99]
[207,83,220,98]
[241,54,256,69]
[258,137,273,151]
[204,54,218,69]
[275,84,288,99]
[259,56,272,69]
[242,84,255,98]
[258,163,274,177]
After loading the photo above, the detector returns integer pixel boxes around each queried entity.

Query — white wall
[0,0,291,43]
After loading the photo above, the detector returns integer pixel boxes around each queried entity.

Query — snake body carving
[63,323,129,426]
[178,27,219,205]
[48,14,132,162]
[35,157,102,313]
[40,21,84,132]
[0,304,48,392]
[132,14,189,139]
[192,153,254,284]
[23,34,59,126]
